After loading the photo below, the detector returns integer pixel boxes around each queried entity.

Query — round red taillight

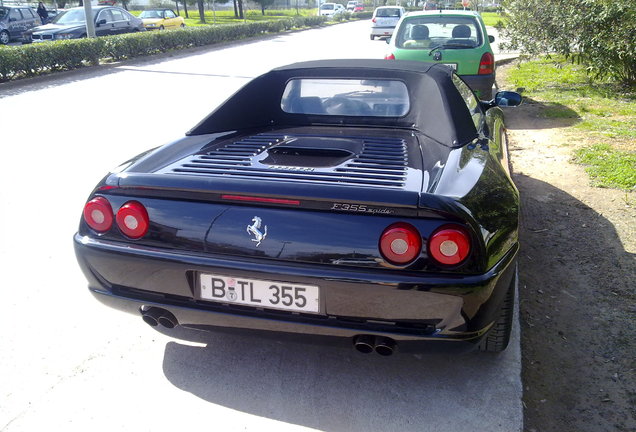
[379,222,422,265]
[384,53,396,60]
[428,226,471,266]
[116,201,149,239]
[83,196,113,233]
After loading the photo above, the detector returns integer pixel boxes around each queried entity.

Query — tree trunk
[238,0,244,19]
[183,0,189,19]
[233,0,238,18]
[197,0,206,23]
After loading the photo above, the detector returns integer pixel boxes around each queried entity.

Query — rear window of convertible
[281,78,410,117]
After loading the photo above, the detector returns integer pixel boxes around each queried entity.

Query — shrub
[0,16,327,82]
[501,0,636,86]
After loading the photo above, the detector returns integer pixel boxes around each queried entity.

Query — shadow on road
[502,97,581,130]
[513,173,636,432]
[159,326,521,431]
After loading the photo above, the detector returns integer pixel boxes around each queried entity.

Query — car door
[110,8,132,34]
[7,8,22,39]
[163,9,177,28]
[19,8,38,29]
[95,9,115,36]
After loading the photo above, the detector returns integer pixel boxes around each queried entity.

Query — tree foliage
[501,0,636,86]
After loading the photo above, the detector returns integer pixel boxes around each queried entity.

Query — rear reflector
[116,201,149,239]
[428,226,471,265]
[221,195,300,206]
[83,196,113,233]
[384,53,395,60]
[379,222,422,265]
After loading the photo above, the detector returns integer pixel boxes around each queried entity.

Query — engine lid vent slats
[163,133,411,189]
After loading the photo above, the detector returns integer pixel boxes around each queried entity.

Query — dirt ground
[496,63,636,432]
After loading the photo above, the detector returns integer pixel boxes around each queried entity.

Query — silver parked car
[0,6,41,44]
[370,6,405,40]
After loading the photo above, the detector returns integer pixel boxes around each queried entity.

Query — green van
[385,10,495,99]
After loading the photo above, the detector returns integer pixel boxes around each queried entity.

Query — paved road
[0,20,522,432]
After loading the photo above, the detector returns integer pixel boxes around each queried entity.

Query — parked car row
[1,6,185,44]
[27,6,144,42]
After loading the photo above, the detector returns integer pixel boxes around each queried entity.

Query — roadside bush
[501,0,636,86]
[352,11,373,19]
[0,16,327,82]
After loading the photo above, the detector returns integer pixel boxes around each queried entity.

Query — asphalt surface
[0,19,522,432]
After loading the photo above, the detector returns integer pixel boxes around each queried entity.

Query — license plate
[443,63,458,70]
[199,274,320,313]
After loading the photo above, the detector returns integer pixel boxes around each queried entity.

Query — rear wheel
[159,25,165,30]
[370,35,374,40]
[0,30,10,45]
[478,264,516,352]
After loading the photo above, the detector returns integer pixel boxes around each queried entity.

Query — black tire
[370,35,374,40]
[0,30,10,45]
[159,25,165,30]
[478,264,516,352]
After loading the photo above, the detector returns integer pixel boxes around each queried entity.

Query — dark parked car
[74,60,522,356]
[0,6,41,44]
[28,5,143,42]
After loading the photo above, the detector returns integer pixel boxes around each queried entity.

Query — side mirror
[9,17,17,22]
[494,91,522,107]
[488,35,495,43]
[97,18,107,26]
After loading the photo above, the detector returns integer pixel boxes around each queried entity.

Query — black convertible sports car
[74,60,522,355]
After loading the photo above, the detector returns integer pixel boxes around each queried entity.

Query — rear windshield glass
[320,4,334,10]
[0,7,8,19]
[375,8,401,18]
[395,16,482,49]
[281,78,409,117]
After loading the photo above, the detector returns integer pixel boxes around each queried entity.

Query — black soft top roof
[188,59,477,147]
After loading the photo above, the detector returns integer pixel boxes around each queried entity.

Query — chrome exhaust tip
[140,307,161,327]
[374,336,396,356]
[157,310,178,329]
[353,335,375,354]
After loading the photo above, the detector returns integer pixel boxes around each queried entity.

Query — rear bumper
[371,27,395,37]
[461,72,496,100]
[74,233,517,353]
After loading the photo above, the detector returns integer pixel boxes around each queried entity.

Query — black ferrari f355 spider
[74,59,522,355]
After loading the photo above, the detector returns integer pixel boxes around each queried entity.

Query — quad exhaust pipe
[140,307,178,329]
[353,335,396,356]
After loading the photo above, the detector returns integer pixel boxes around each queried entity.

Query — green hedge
[352,12,373,19]
[0,16,327,82]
